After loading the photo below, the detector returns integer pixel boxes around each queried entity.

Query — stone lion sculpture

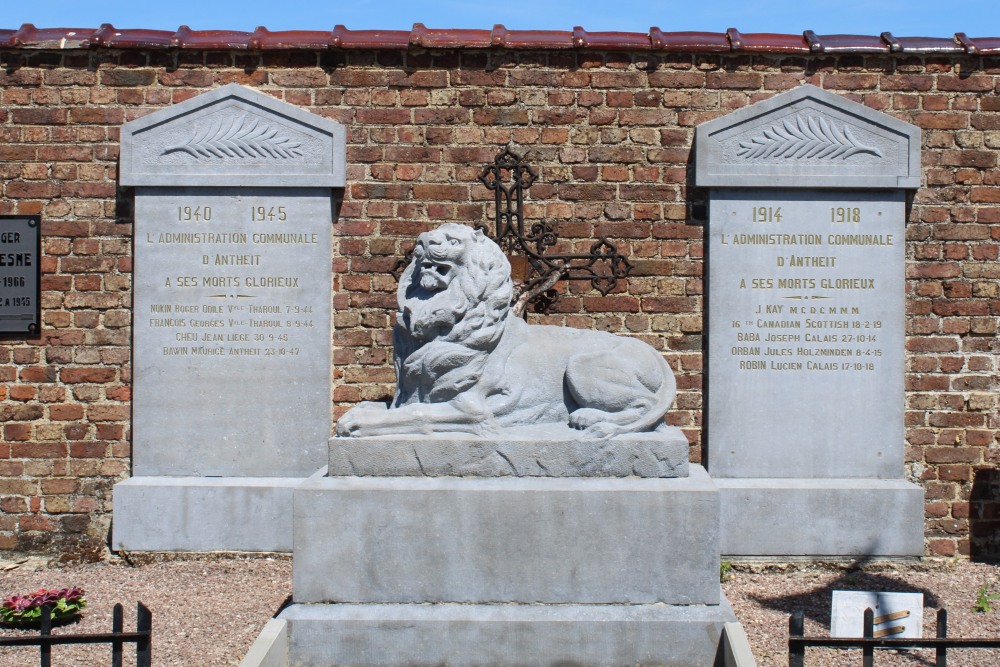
[336,223,677,439]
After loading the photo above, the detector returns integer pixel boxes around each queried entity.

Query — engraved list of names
[133,188,331,476]
[707,189,905,478]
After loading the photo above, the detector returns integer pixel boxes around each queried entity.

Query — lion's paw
[568,408,605,430]
[581,422,620,440]
[336,402,387,436]
[335,414,359,436]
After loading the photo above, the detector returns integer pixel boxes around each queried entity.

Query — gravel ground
[724,559,1000,667]
[0,554,998,666]
[0,555,293,667]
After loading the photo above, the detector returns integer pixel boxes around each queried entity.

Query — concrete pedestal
[112,475,318,552]
[278,601,736,667]
[283,465,737,666]
[717,477,925,557]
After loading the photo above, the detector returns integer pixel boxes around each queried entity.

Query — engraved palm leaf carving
[163,115,304,159]
[737,115,883,160]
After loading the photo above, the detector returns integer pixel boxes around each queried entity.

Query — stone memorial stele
[277,223,741,666]
[113,84,345,551]
[695,85,924,556]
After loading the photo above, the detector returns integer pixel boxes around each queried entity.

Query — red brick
[706,72,762,90]
[59,368,117,384]
[3,423,32,441]
[590,71,647,88]
[11,108,69,125]
[915,113,968,129]
[881,74,934,91]
[414,108,470,124]
[100,69,157,86]
[936,76,994,92]
[48,404,85,421]
[356,108,412,124]
[925,446,982,463]
[411,184,470,201]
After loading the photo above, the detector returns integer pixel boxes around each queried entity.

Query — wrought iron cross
[475,147,633,314]
[392,146,633,314]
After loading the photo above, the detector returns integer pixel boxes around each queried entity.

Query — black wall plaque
[0,215,41,336]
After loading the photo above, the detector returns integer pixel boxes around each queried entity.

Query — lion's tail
[627,351,677,433]
[566,344,678,436]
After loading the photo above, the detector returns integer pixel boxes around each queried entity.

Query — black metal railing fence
[789,607,1000,667]
[0,602,150,667]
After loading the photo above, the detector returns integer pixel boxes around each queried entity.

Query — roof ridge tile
[0,24,994,54]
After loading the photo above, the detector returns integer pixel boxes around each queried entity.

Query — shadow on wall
[971,469,1000,563]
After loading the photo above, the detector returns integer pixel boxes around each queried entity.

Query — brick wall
[0,47,997,559]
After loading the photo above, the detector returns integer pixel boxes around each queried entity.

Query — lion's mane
[392,224,512,407]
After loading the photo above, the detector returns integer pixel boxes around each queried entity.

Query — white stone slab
[279,599,736,667]
[293,466,721,605]
[717,477,924,556]
[706,189,905,479]
[695,84,920,189]
[831,590,924,638]
[239,618,288,667]
[721,622,758,667]
[120,84,346,187]
[112,476,308,552]
[132,187,331,476]
[330,426,690,477]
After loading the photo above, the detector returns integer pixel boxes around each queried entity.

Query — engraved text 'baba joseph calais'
[163,116,304,159]
[737,115,883,160]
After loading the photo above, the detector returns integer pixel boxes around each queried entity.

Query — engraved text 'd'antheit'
[737,115,882,161]
[163,115,304,160]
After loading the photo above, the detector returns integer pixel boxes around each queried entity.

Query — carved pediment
[695,85,920,189]
[120,84,345,187]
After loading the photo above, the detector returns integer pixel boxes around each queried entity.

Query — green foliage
[720,561,733,583]
[0,587,87,627]
[973,583,1000,613]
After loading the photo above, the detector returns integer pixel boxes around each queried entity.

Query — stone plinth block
[293,466,720,605]
[113,476,312,552]
[329,426,689,478]
[717,477,925,556]
[279,599,736,667]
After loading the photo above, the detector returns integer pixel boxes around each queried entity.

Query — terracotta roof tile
[803,32,888,53]
[494,28,575,49]
[0,23,995,54]
[170,26,257,49]
[961,35,1000,54]
[250,29,333,50]
[87,25,174,49]
[329,25,409,49]
[894,35,965,54]
[2,24,94,48]
[410,24,492,48]
[573,28,651,51]
[649,29,729,52]
[728,29,810,53]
